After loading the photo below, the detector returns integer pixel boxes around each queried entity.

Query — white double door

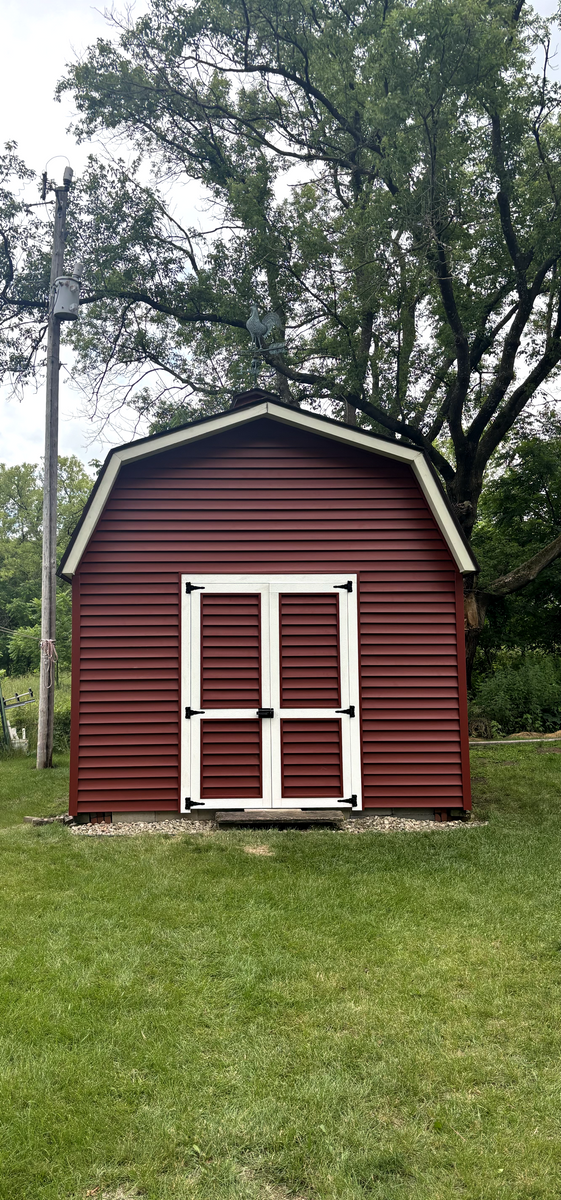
[181,574,361,810]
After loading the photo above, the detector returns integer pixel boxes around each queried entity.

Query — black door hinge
[338,794,357,807]
[185,582,205,594]
[334,581,353,592]
[185,707,205,718]
[336,705,355,718]
[185,798,205,809]
[257,708,274,718]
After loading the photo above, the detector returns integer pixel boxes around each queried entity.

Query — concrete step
[215,809,345,828]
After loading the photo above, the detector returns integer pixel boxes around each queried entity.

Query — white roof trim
[61,400,477,577]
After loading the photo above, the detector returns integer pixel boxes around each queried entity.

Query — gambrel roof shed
[60,391,477,820]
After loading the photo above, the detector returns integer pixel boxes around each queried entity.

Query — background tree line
[0,457,93,675]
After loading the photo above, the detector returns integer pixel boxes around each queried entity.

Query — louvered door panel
[201,592,261,707]
[281,719,343,797]
[279,592,340,707]
[200,719,262,798]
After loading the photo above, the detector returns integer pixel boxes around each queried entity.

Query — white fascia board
[264,403,418,464]
[62,399,477,577]
[110,402,269,461]
[410,455,476,574]
[63,453,122,579]
[265,406,476,573]
[61,405,271,578]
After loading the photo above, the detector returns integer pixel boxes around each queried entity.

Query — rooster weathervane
[244,305,287,383]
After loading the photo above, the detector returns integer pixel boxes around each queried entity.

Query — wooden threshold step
[215,809,345,828]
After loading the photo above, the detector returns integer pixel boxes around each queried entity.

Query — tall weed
[471,654,561,735]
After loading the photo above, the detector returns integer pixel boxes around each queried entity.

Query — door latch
[336,705,355,718]
[185,707,205,718]
[257,708,274,718]
[337,794,357,807]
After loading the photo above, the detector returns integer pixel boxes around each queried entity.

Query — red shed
[59,391,477,821]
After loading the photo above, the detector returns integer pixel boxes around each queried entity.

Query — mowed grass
[0,748,560,1198]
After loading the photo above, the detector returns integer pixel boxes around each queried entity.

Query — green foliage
[0,458,92,671]
[471,653,561,735]
[472,418,561,657]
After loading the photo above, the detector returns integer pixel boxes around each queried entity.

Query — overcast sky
[1,0,151,473]
[1,0,559,472]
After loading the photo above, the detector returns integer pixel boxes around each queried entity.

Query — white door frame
[180,574,362,811]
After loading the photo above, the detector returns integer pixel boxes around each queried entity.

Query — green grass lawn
[0,751,70,827]
[0,746,560,1199]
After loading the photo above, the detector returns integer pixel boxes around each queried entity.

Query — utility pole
[36,166,73,769]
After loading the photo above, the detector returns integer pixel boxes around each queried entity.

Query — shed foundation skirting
[83,806,458,824]
[112,810,182,823]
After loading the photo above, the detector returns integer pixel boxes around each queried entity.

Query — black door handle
[257,708,274,718]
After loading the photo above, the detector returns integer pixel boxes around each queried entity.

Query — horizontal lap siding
[73,419,468,812]
[73,573,180,810]
[360,585,462,804]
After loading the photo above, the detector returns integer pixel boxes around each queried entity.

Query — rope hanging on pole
[40,639,58,690]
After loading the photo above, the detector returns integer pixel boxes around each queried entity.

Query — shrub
[471,654,561,735]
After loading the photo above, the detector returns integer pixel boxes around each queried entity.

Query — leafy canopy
[2,0,561,535]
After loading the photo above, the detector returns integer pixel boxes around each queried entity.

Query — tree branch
[488,530,561,596]
[430,240,470,445]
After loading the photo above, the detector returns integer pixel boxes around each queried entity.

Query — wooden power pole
[36,167,73,769]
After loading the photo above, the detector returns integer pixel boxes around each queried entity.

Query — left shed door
[182,581,273,809]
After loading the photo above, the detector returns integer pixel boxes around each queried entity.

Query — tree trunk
[463,587,489,687]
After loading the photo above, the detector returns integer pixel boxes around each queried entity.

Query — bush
[470,654,561,736]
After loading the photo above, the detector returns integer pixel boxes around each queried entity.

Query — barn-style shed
[59,390,477,821]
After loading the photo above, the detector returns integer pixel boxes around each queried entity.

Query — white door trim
[180,574,362,811]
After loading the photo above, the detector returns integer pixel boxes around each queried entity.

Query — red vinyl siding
[200,719,262,798]
[281,718,343,797]
[71,418,469,813]
[279,593,340,707]
[201,593,261,707]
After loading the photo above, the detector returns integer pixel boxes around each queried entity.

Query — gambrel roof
[59,393,478,580]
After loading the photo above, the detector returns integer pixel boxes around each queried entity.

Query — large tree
[3,0,561,675]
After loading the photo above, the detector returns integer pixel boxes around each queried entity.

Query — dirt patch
[85,1189,140,1199]
[239,1167,306,1198]
[244,844,275,856]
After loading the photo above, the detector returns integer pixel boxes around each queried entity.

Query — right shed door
[182,574,362,810]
